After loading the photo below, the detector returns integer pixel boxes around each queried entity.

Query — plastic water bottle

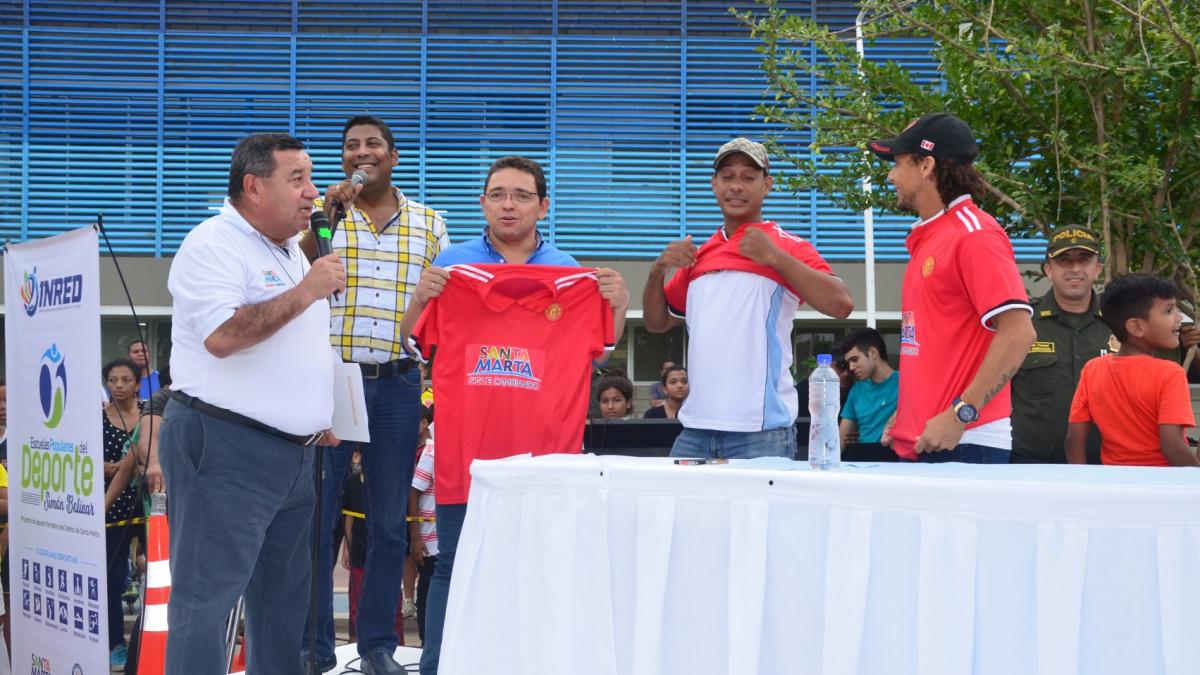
[808,353,841,470]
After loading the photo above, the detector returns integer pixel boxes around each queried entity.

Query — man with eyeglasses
[399,155,628,675]
[300,114,448,675]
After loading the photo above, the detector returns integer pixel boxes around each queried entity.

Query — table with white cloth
[438,455,1200,675]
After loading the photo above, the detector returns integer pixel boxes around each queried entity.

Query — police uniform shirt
[1010,289,1110,463]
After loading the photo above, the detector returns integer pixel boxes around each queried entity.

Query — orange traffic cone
[138,493,171,675]
[229,638,246,673]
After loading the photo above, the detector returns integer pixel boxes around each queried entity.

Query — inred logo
[920,139,935,151]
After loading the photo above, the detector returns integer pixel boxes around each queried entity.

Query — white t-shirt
[168,199,334,436]
[677,271,802,432]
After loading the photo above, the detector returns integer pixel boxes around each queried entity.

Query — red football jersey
[891,197,1031,459]
[412,264,614,504]
[663,221,833,315]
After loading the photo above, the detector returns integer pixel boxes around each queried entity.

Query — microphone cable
[96,214,159,672]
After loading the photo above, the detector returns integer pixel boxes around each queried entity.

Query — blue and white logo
[38,344,68,429]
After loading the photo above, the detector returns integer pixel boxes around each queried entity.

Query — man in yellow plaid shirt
[302,114,448,675]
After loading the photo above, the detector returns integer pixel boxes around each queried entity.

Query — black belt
[170,391,323,447]
[357,359,417,379]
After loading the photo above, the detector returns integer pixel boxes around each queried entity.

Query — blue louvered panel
[26,31,158,249]
[423,37,552,241]
[557,1,679,35]
[294,35,423,202]
[166,1,293,32]
[687,0,813,35]
[0,2,21,23]
[28,0,158,28]
[426,1,551,35]
[160,34,292,251]
[815,0,859,30]
[297,0,423,32]
[0,29,22,244]
[554,38,681,256]
[0,1,1046,261]
[683,38,809,244]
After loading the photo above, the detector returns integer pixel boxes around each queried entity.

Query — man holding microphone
[302,115,449,675]
[160,132,344,674]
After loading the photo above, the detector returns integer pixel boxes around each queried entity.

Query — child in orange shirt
[1066,274,1196,466]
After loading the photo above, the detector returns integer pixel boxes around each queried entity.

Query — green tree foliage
[740,0,1200,313]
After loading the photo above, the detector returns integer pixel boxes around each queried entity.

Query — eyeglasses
[483,189,539,204]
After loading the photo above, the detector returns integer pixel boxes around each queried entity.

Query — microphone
[329,169,368,227]
[309,210,339,301]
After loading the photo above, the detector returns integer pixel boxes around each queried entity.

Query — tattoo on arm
[981,366,1019,408]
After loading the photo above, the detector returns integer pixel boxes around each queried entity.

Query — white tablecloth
[440,455,1200,675]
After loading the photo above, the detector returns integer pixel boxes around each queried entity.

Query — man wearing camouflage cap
[643,138,853,459]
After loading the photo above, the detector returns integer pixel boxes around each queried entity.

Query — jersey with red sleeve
[662,222,836,432]
[891,196,1032,459]
[412,263,614,504]
[662,222,832,317]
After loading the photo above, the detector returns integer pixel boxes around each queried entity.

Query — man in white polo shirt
[643,138,853,459]
[159,132,345,673]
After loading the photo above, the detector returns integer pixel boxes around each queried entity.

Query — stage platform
[232,644,424,674]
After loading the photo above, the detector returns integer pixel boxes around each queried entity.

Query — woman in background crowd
[644,365,688,420]
[100,358,143,670]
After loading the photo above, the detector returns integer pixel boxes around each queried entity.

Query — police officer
[1010,227,1109,464]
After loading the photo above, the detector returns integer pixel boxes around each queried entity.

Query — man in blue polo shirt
[399,155,628,675]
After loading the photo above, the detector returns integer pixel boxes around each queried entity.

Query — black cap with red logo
[868,113,979,163]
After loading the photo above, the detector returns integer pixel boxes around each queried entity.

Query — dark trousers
[415,554,438,643]
[105,524,133,650]
[347,564,406,645]
[302,444,351,661]
[303,369,423,662]
[915,442,1011,464]
[354,371,423,659]
[159,399,315,675]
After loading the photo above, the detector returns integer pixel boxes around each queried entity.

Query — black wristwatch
[952,397,979,424]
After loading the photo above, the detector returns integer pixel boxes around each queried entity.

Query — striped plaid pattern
[316,187,449,363]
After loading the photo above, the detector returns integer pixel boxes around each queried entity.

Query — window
[631,324,685,383]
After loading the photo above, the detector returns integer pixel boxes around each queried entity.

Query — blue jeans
[159,399,315,675]
[418,503,468,675]
[916,442,1011,464]
[351,370,423,658]
[669,426,797,460]
[300,444,352,664]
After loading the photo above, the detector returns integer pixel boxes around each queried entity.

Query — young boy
[1066,274,1197,466]
[409,405,438,643]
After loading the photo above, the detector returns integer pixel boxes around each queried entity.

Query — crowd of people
[590,362,690,421]
[14,110,1188,675]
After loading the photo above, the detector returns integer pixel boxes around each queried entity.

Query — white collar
[911,194,972,229]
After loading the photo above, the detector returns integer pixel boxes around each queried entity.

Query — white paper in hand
[331,361,370,442]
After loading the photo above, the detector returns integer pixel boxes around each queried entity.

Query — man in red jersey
[399,156,628,675]
[868,113,1035,463]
